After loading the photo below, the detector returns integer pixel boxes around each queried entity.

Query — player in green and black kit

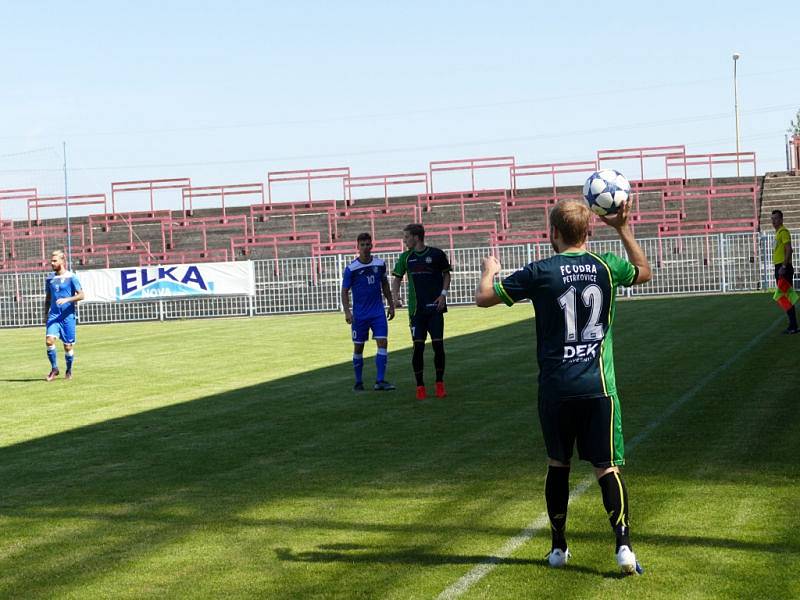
[391,223,451,400]
[475,198,651,575]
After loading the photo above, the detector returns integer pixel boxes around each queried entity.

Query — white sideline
[437,317,781,600]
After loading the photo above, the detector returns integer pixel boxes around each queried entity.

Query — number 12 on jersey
[557,284,604,343]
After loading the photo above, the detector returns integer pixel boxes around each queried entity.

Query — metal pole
[63,141,72,269]
[733,53,741,177]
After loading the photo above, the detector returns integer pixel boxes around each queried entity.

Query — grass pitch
[1,294,798,599]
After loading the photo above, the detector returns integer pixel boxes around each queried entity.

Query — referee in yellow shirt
[772,209,798,334]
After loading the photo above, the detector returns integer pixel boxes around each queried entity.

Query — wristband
[440,289,448,297]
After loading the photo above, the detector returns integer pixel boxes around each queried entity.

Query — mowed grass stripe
[458,296,798,599]
[439,311,785,600]
[1,294,797,598]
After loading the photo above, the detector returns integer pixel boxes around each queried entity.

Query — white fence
[0,232,783,329]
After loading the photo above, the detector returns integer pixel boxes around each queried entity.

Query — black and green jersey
[494,251,637,399]
[392,246,452,317]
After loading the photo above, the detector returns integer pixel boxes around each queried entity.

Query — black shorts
[410,310,444,341]
[775,264,795,285]
[538,393,625,468]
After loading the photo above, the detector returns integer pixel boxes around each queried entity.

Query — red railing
[182,183,264,217]
[429,156,514,193]
[111,178,191,213]
[665,152,757,186]
[511,160,597,196]
[267,167,350,207]
[344,172,429,208]
[597,145,687,181]
[27,194,107,226]
[0,188,37,220]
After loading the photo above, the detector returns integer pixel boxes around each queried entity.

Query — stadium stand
[231,231,321,260]
[328,203,421,241]
[0,144,784,274]
[418,189,507,225]
[74,240,154,269]
[759,172,800,231]
[164,214,250,252]
[140,247,230,266]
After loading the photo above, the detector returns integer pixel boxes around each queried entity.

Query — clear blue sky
[1,0,798,218]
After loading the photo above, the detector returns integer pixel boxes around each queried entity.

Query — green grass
[1,294,798,599]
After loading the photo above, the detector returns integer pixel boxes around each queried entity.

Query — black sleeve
[495,262,540,305]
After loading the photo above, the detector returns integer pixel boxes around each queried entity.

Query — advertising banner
[80,261,255,302]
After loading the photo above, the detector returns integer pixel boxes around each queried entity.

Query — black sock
[788,305,798,330]
[412,341,425,386]
[598,472,631,551]
[432,340,445,382]
[545,465,570,551]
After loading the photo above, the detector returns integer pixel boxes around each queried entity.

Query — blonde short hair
[51,249,66,260]
[549,200,591,246]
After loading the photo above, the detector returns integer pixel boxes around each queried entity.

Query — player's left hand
[387,304,395,321]
[435,295,447,312]
[55,298,69,306]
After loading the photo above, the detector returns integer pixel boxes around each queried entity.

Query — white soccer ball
[582,169,631,216]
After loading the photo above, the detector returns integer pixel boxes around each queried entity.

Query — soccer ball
[582,169,631,216]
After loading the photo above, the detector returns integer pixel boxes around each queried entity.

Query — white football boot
[616,545,643,575]
[547,548,571,568]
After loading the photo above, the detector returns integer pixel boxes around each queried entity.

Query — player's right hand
[599,198,631,230]
[481,255,501,275]
[344,310,352,324]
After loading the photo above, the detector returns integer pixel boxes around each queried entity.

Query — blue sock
[65,350,74,372]
[376,348,388,382]
[47,346,57,369]
[353,353,364,384]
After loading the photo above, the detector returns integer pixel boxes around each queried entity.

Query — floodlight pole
[63,141,72,269]
[732,53,741,177]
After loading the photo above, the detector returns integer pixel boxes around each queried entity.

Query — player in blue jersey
[341,233,396,391]
[475,199,651,575]
[44,249,84,381]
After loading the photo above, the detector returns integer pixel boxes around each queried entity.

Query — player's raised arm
[599,201,652,285]
[475,255,504,307]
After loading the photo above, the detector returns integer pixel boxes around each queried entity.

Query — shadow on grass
[0,320,543,595]
[275,546,613,578]
[1,298,795,595]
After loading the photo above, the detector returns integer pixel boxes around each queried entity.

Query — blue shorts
[46,318,77,344]
[351,313,388,344]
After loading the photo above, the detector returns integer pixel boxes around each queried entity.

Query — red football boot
[435,381,447,398]
[416,386,427,400]
[46,368,59,382]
